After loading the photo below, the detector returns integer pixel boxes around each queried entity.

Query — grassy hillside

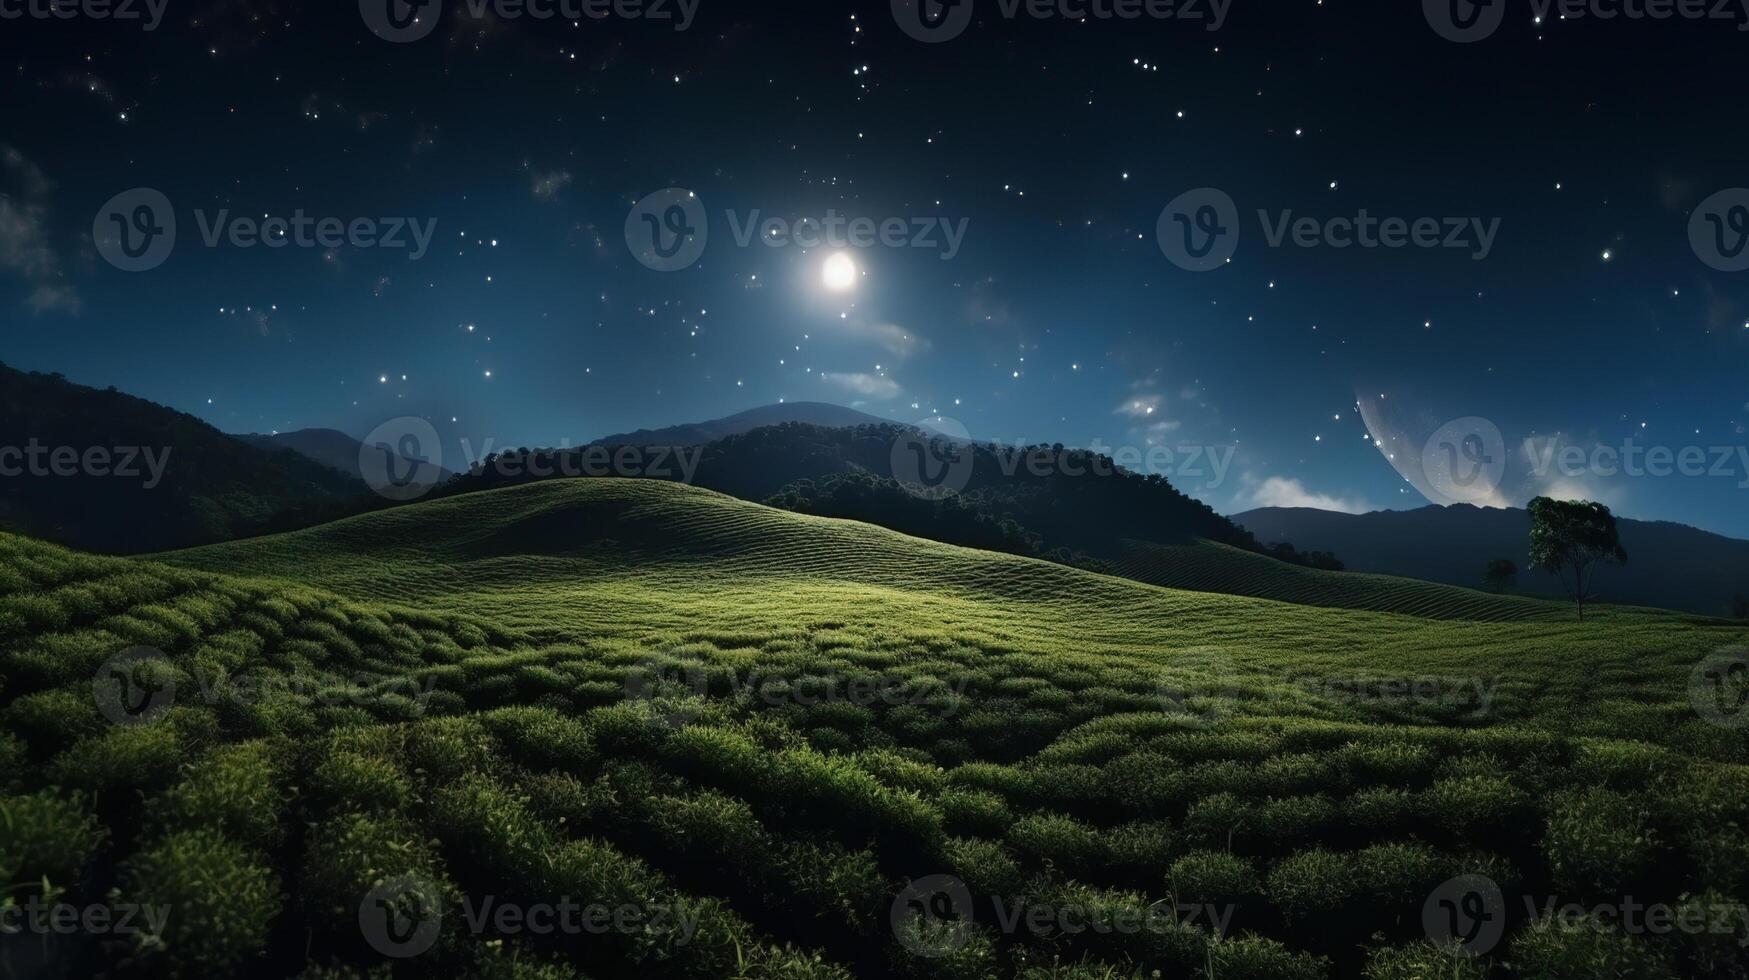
[1111,539,1572,622]
[0,479,1744,978]
[1234,504,1749,618]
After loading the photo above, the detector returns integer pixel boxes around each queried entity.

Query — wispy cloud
[0,145,79,315]
[820,371,900,400]
[1242,476,1375,514]
[847,322,928,360]
[1115,393,1163,419]
[531,169,572,200]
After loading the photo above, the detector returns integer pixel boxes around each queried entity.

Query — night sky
[4,0,1748,535]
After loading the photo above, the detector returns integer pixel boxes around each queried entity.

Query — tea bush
[0,790,106,886]
[1168,850,1261,906]
[121,828,279,976]
[1543,787,1656,894]
[1509,914,1677,980]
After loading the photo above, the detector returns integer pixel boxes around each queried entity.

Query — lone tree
[1734,595,1749,620]
[1484,558,1518,592]
[1528,497,1628,621]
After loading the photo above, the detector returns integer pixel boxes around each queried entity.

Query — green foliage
[148,739,289,846]
[939,787,1016,837]
[1510,913,1677,980]
[1168,850,1260,905]
[1544,788,1656,894]
[1529,496,1629,619]
[121,829,279,975]
[1363,940,1491,979]
[1206,934,1330,979]
[49,719,186,796]
[1267,849,1359,919]
[0,480,1740,978]
[0,791,106,887]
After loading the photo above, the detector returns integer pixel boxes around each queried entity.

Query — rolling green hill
[168,478,1598,632]
[0,479,1744,979]
[1111,539,1571,622]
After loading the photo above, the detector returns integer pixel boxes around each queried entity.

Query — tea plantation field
[0,479,1744,978]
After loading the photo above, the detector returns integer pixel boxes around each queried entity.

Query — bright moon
[822,253,858,292]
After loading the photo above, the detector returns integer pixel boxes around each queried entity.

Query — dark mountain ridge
[1233,503,1749,617]
[443,420,1343,572]
[0,363,369,553]
[587,401,893,447]
[236,428,456,484]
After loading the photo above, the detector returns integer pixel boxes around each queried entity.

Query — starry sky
[3,0,1748,535]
